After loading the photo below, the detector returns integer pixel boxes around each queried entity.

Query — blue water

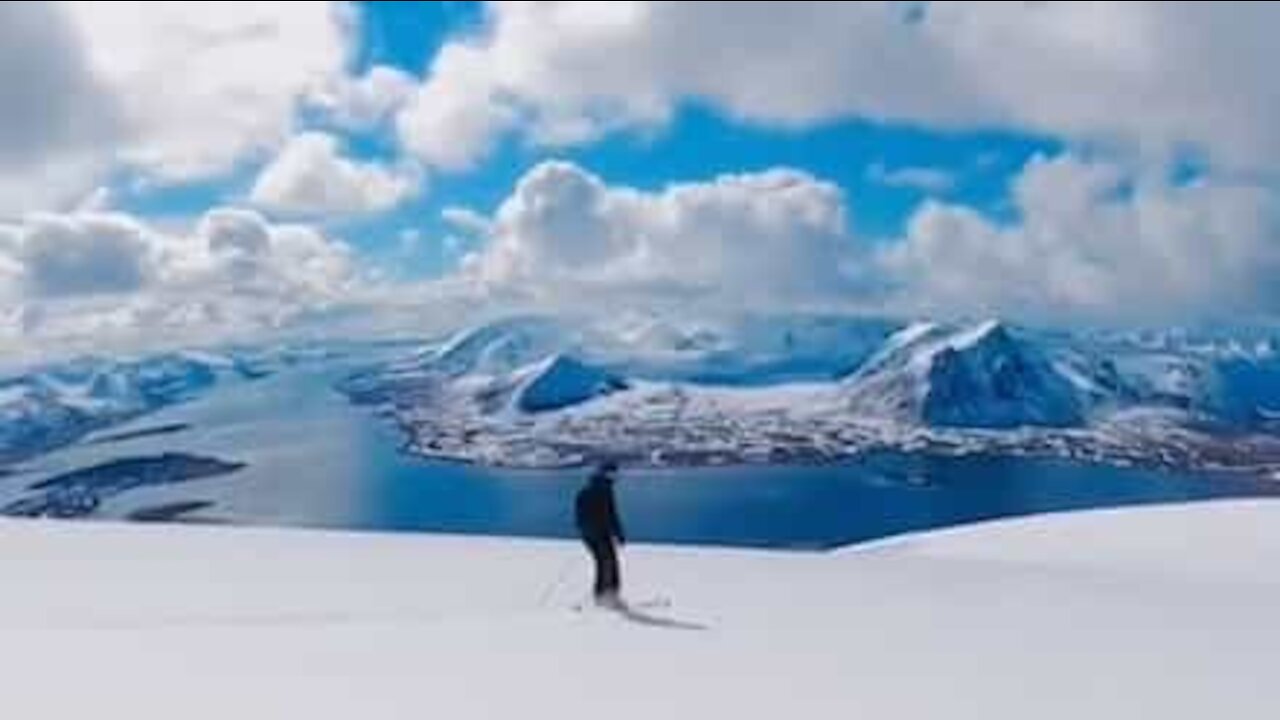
[6,362,1279,549]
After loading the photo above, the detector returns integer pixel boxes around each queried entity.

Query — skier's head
[593,459,620,483]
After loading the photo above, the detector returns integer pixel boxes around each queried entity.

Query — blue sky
[3,1,1279,357]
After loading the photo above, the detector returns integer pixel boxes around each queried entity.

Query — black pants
[583,535,620,597]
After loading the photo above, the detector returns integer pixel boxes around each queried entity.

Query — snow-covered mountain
[353,314,1280,427]
[505,355,630,414]
[0,381,99,466]
[7,314,1280,472]
[0,350,286,464]
[459,354,630,415]
[427,316,578,378]
[610,313,898,385]
[841,321,1086,428]
[386,312,898,385]
[340,313,1280,470]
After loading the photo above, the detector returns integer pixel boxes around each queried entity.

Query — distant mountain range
[0,343,356,465]
[6,314,1280,475]
[339,314,1280,472]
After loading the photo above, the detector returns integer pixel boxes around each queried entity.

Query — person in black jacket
[575,460,626,604]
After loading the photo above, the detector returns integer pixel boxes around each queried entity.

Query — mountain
[1210,356,1280,424]
[607,313,899,385]
[0,382,97,465]
[426,316,578,378]
[842,321,1086,428]
[491,354,630,414]
[0,350,276,465]
[347,314,1280,433]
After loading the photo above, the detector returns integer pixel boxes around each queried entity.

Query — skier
[575,460,627,606]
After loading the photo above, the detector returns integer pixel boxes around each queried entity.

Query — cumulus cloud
[309,65,418,130]
[0,2,353,213]
[397,2,1280,174]
[0,207,361,356]
[0,4,120,214]
[0,4,118,172]
[866,163,955,194]
[397,42,519,171]
[14,214,153,297]
[437,156,1280,325]
[6,155,1279,359]
[460,160,865,309]
[250,132,419,217]
[62,1,352,182]
[881,154,1280,323]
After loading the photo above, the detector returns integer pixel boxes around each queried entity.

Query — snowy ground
[4,500,1280,718]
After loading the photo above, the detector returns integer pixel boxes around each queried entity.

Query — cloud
[0,207,362,357]
[0,4,120,214]
[63,1,352,182]
[0,2,354,214]
[250,132,419,217]
[460,160,866,309]
[0,4,119,169]
[443,156,1280,325]
[866,163,955,194]
[441,206,494,236]
[309,65,418,130]
[397,42,519,171]
[13,213,154,297]
[881,154,1280,323]
[398,2,1280,174]
[7,154,1279,359]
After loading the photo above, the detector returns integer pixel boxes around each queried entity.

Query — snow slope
[2,500,1279,719]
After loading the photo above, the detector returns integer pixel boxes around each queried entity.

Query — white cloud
[398,2,1280,174]
[461,160,865,309]
[866,163,955,194]
[62,1,352,182]
[309,65,418,130]
[881,154,1280,323]
[250,132,419,217]
[6,154,1280,358]
[73,187,114,214]
[0,2,354,214]
[397,42,519,171]
[441,206,494,237]
[0,207,361,356]
[442,156,1280,325]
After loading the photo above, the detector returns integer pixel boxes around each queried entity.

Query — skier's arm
[608,494,626,545]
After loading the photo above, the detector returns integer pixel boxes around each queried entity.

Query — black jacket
[575,478,625,543]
